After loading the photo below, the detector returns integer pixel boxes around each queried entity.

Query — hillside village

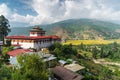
[0,26,85,80]
[1,16,120,80]
[2,0,120,80]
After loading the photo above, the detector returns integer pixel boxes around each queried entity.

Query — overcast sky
[0,0,120,27]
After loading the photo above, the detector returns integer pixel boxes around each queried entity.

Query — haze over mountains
[9,19,120,40]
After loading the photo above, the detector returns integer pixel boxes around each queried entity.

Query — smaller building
[8,49,33,65]
[51,66,84,80]
[8,49,56,66]
[58,60,68,66]
[8,49,32,57]
[64,63,85,72]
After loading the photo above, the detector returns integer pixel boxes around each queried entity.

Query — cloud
[0,3,11,18]
[1,0,120,27]
[0,3,34,26]
[30,0,120,25]
[30,0,66,24]
[11,13,34,23]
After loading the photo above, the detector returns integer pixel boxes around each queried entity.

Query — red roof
[6,35,60,40]
[7,49,32,56]
[12,44,21,46]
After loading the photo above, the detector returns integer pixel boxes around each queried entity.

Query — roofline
[6,36,61,40]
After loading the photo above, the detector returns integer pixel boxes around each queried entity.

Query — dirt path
[93,59,120,67]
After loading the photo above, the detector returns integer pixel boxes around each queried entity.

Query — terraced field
[63,39,120,45]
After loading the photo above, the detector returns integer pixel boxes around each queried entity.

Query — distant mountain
[9,19,120,40]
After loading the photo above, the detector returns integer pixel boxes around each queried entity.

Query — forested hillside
[9,19,120,40]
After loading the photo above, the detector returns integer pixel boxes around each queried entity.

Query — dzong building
[6,27,61,50]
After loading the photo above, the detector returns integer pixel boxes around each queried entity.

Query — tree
[112,42,118,52]
[6,39,11,46]
[1,46,13,63]
[12,54,48,80]
[92,46,98,59]
[79,42,85,50]
[48,42,62,51]
[49,43,77,59]
[0,53,48,80]
[62,44,77,55]
[100,47,104,58]
[0,65,12,80]
[0,15,11,44]
[98,67,113,80]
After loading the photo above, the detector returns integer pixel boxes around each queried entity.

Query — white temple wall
[11,39,60,49]
[11,41,34,49]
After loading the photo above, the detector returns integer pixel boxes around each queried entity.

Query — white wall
[11,39,60,49]
[11,41,34,49]
[30,34,38,37]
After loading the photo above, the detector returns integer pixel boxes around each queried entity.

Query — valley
[4,18,120,80]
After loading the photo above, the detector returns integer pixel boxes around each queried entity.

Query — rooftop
[30,27,45,32]
[6,35,60,40]
[51,66,84,80]
[64,63,85,72]
[58,60,67,65]
[9,51,56,65]
[7,49,32,56]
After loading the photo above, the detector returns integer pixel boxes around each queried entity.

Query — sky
[1,0,120,27]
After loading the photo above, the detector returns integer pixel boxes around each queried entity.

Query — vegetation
[49,42,120,79]
[78,42,120,60]
[0,65,12,80]
[12,54,48,80]
[63,39,120,60]
[1,42,120,79]
[0,46,13,63]
[49,43,77,60]
[79,59,120,80]
[0,15,11,44]
[0,54,48,80]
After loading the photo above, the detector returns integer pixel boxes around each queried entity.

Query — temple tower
[30,27,46,37]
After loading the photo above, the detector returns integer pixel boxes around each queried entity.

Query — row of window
[12,39,54,43]
[30,32,45,35]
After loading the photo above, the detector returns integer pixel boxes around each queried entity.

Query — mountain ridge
[9,19,120,40]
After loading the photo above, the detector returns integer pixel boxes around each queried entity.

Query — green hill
[9,19,120,40]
